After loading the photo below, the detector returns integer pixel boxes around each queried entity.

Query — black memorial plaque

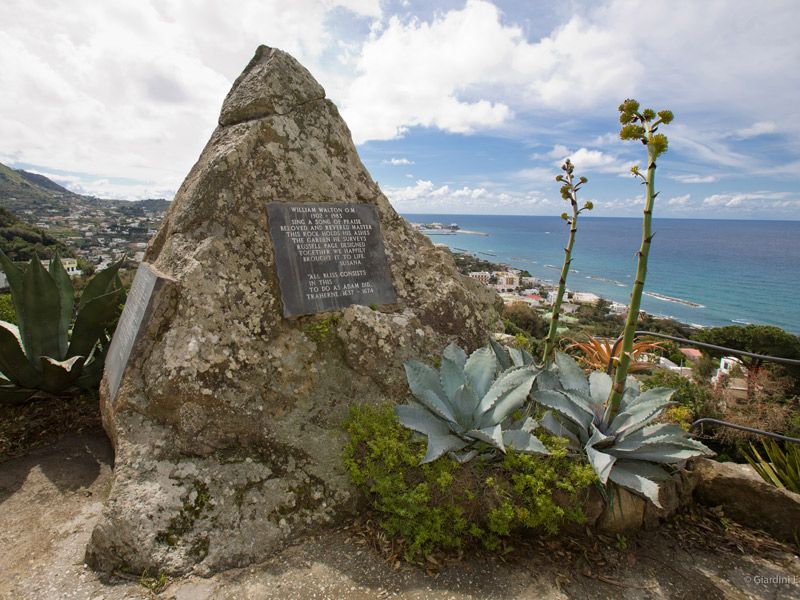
[267,202,397,317]
[105,262,168,402]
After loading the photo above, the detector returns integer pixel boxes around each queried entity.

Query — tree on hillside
[0,207,72,261]
[695,324,800,398]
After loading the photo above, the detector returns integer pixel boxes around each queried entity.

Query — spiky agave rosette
[0,251,124,403]
[535,352,713,507]
[396,342,549,464]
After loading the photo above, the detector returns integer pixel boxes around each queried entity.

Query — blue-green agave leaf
[535,364,561,392]
[502,429,549,455]
[609,393,676,437]
[616,376,641,415]
[452,449,479,464]
[520,348,536,366]
[22,256,62,361]
[589,371,612,407]
[587,445,616,484]
[615,423,712,452]
[608,460,666,508]
[421,433,469,464]
[477,367,537,427]
[77,343,108,390]
[539,410,581,448]
[403,360,455,423]
[586,422,615,448]
[0,321,39,388]
[451,383,479,429]
[603,376,639,424]
[509,416,537,433]
[440,355,466,404]
[78,258,123,311]
[442,342,467,370]
[48,253,74,357]
[561,388,597,418]
[554,352,589,395]
[466,424,505,451]
[607,443,713,463]
[464,345,496,400]
[489,337,512,371]
[67,289,122,359]
[395,404,451,437]
[507,346,524,367]
[534,389,593,431]
[39,355,86,393]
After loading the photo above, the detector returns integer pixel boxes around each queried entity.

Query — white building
[712,356,745,387]
[468,271,491,285]
[493,271,519,292]
[561,302,580,314]
[40,257,82,277]
[572,292,601,305]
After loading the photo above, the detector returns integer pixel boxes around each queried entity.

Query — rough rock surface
[693,458,800,544]
[86,45,499,576]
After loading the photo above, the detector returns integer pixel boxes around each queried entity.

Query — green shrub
[0,294,15,324]
[343,404,595,560]
[641,369,710,419]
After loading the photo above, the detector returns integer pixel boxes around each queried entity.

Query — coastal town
[14,194,167,270]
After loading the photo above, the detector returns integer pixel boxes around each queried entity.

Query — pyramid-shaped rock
[86,45,499,575]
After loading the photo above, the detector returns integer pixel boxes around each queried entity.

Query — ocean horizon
[403,214,800,335]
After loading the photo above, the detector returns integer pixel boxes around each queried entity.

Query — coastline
[449,246,705,332]
[408,214,799,334]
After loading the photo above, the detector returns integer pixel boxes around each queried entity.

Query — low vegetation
[344,404,595,560]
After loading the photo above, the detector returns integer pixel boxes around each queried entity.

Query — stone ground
[1,429,799,600]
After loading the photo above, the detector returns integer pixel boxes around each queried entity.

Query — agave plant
[0,251,124,403]
[489,337,537,369]
[396,342,549,464]
[566,336,663,373]
[534,352,713,506]
[744,439,800,494]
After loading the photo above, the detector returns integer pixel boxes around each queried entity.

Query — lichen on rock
[86,44,499,576]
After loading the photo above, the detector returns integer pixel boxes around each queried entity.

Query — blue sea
[404,215,800,335]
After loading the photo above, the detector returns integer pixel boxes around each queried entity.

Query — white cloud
[547,145,634,175]
[340,0,640,142]
[702,191,797,209]
[671,174,717,184]
[0,0,380,195]
[733,121,777,139]
[667,194,691,206]
[383,157,414,165]
[385,179,554,214]
[25,169,176,200]
[341,1,516,142]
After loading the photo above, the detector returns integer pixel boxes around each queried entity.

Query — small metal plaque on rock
[267,202,396,317]
[105,262,168,402]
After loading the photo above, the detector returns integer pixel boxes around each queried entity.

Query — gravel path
[1,431,798,600]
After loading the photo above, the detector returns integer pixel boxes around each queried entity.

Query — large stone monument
[86,45,499,575]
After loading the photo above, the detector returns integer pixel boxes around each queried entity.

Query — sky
[2,0,799,219]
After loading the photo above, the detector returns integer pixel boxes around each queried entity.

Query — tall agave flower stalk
[542,159,592,364]
[607,100,673,414]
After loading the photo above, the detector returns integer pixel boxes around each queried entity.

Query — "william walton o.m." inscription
[267,202,396,317]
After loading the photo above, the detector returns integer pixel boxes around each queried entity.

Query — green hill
[0,163,57,202]
[0,206,72,261]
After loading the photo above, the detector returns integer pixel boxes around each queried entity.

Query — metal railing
[604,330,800,445]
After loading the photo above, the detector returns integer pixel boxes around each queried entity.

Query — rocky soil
[2,429,798,600]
